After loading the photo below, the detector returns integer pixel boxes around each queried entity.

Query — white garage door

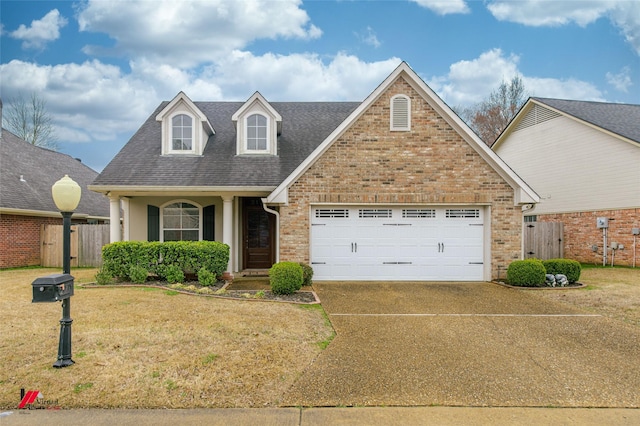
[311,206,485,281]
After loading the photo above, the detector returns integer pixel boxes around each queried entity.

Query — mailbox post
[34,175,81,368]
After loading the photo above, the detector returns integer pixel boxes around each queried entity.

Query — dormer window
[391,94,410,131]
[156,92,214,156]
[232,92,282,156]
[172,114,193,151]
[246,113,268,151]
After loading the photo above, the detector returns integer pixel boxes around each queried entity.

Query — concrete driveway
[282,282,640,407]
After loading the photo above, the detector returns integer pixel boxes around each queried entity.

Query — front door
[243,198,276,269]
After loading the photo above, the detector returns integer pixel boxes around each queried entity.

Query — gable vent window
[391,95,410,131]
[315,209,349,218]
[359,209,392,218]
[403,209,436,218]
[172,114,193,151]
[515,104,561,132]
[446,209,480,218]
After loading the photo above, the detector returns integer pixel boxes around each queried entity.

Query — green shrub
[129,265,149,284]
[164,265,185,284]
[94,268,114,285]
[269,262,304,295]
[101,240,229,282]
[299,262,314,287]
[507,259,546,287]
[542,259,581,283]
[197,267,216,286]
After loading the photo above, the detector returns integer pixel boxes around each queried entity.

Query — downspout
[261,199,280,264]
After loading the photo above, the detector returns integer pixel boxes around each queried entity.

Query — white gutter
[261,199,280,264]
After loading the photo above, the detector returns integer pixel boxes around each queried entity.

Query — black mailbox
[32,274,74,303]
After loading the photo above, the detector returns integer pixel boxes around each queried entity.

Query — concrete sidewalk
[2,407,640,425]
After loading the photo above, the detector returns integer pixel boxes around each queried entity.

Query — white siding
[496,116,640,214]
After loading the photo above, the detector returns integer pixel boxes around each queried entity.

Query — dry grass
[0,268,333,409]
[533,266,640,327]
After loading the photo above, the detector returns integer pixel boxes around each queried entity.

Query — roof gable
[266,62,539,205]
[155,91,214,134]
[494,98,640,149]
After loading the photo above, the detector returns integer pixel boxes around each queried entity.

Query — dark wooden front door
[243,198,275,269]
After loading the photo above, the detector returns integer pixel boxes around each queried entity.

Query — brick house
[90,62,538,281]
[492,98,640,266]
[0,113,110,268]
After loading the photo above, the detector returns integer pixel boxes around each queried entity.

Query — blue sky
[1,0,639,172]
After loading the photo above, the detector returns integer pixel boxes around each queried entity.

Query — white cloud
[428,48,604,106]
[356,27,381,48]
[429,48,521,106]
[487,0,640,55]
[523,77,604,101]
[77,0,322,68]
[609,2,640,55]
[9,9,68,49]
[0,59,156,144]
[606,66,633,93]
[206,51,400,101]
[410,0,470,15]
[487,0,611,27]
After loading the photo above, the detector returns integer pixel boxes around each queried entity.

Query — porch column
[108,194,121,243]
[121,197,130,241]
[222,195,234,273]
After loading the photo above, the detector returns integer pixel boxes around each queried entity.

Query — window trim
[159,200,203,242]
[242,112,270,154]
[390,94,411,131]
[169,113,196,154]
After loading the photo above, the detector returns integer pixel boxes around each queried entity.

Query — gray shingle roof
[93,102,360,187]
[533,97,640,145]
[1,128,110,217]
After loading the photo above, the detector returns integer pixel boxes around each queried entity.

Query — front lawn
[532,265,640,327]
[0,268,334,409]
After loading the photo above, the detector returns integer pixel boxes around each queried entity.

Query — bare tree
[4,92,58,150]
[460,76,528,146]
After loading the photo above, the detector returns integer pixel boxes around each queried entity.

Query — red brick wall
[538,209,639,266]
[279,77,523,280]
[0,214,61,268]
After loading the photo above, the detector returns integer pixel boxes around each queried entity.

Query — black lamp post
[51,175,81,368]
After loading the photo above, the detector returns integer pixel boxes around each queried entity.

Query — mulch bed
[81,277,319,304]
[493,281,586,290]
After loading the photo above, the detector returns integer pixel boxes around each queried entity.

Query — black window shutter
[147,205,160,241]
[203,205,215,241]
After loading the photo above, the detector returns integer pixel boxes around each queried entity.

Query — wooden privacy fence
[523,222,564,260]
[41,224,110,268]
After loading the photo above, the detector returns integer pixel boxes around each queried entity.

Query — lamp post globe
[51,174,81,368]
[52,174,81,213]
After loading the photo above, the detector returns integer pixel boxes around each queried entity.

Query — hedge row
[506,258,581,287]
[101,241,229,282]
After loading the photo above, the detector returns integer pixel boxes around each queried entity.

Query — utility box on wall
[596,217,609,229]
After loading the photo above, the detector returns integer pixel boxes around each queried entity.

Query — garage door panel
[311,206,485,281]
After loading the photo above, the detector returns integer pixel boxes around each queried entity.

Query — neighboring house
[492,97,640,266]
[0,113,110,268]
[90,62,538,281]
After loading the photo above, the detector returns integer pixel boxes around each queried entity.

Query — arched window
[172,114,193,151]
[162,202,200,241]
[246,113,268,151]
